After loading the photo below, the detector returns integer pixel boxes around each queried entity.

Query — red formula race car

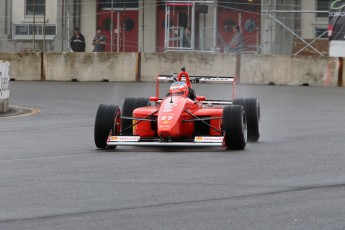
[94,68,260,150]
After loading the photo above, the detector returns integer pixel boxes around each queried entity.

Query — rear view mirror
[149,96,159,102]
[196,96,206,101]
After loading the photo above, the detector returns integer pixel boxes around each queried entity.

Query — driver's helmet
[169,81,189,97]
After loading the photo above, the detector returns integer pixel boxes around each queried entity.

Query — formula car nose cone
[157,97,187,139]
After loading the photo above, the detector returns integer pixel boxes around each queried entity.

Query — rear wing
[155,75,237,100]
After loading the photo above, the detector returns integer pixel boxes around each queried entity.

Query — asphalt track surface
[1,81,345,230]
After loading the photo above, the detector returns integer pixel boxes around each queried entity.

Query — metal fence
[0,0,329,56]
[263,0,329,57]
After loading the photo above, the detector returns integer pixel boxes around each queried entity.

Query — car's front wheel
[121,97,150,135]
[94,104,121,149]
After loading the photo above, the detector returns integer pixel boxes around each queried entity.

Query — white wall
[138,0,157,53]
[261,0,275,55]
[80,0,97,52]
[12,0,57,24]
[301,0,328,39]
[200,3,217,50]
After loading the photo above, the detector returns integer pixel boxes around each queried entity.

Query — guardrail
[0,61,10,113]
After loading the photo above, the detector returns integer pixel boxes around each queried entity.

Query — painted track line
[0,105,40,118]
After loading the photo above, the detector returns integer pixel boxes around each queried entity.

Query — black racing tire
[222,105,247,150]
[233,98,245,107]
[94,104,121,149]
[188,87,196,100]
[121,97,150,135]
[243,98,260,142]
[233,98,260,142]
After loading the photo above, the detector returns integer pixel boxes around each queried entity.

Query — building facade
[0,0,329,55]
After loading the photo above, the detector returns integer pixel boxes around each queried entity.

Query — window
[315,27,328,38]
[316,0,329,18]
[13,24,56,39]
[218,0,260,12]
[15,25,29,36]
[26,0,46,16]
[98,0,138,10]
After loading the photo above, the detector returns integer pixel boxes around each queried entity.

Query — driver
[169,81,189,97]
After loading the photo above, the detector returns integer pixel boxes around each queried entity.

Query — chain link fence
[0,0,56,53]
[0,0,329,56]
[217,1,261,54]
[263,0,329,56]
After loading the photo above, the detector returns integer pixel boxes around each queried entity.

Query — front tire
[94,104,121,149]
[121,97,150,135]
[222,105,247,150]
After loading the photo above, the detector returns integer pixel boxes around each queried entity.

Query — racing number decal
[160,101,178,125]
[162,102,177,112]
[161,116,173,121]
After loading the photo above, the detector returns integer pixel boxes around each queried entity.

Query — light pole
[33,0,36,51]
[43,0,46,52]
[111,1,114,52]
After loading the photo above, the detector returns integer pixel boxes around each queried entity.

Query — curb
[0,105,40,118]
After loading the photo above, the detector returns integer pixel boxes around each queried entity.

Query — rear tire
[188,88,196,100]
[233,98,260,142]
[121,97,150,135]
[243,98,260,142]
[94,104,121,149]
[222,105,247,150]
[233,98,245,107]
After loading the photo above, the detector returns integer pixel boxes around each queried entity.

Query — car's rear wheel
[233,98,260,142]
[94,104,121,149]
[222,105,247,150]
[233,98,245,107]
[243,98,260,142]
[121,97,150,135]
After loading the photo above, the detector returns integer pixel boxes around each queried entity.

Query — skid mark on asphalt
[1,182,345,223]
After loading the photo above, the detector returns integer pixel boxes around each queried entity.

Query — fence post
[338,57,343,87]
[235,54,241,83]
[41,52,46,81]
[136,52,141,82]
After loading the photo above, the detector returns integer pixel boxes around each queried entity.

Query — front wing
[107,135,224,147]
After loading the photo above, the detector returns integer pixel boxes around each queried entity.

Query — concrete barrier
[140,53,236,81]
[240,54,339,86]
[45,52,138,81]
[0,61,10,113]
[0,53,41,81]
[0,52,341,86]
